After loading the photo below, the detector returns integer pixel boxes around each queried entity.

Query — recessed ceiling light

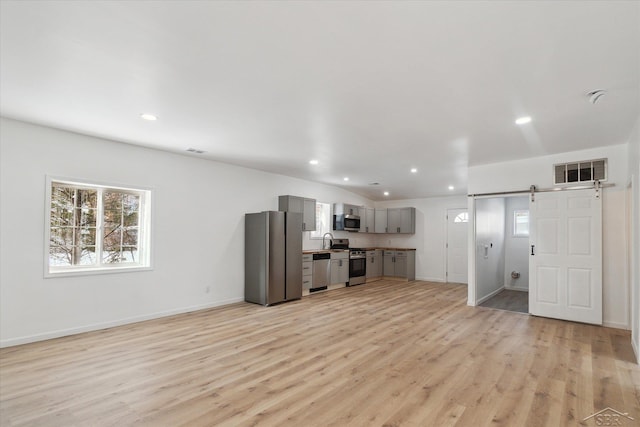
[309,159,319,165]
[383,191,389,196]
[140,113,157,121]
[515,116,532,125]
[410,168,418,173]
[448,185,455,190]
[343,177,349,181]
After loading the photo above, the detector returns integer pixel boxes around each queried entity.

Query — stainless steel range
[348,248,366,286]
[329,239,366,286]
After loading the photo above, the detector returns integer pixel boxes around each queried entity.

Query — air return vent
[553,158,607,185]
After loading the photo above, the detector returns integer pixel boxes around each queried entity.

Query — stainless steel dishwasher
[312,253,331,291]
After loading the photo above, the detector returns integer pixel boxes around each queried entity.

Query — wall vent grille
[553,158,607,185]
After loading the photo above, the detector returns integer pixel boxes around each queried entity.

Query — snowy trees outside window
[47,178,151,275]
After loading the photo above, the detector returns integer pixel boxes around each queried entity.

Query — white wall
[474,198,506,302]
[504,196,530,291]
[374,195,468,282]
[468,144,629,329]
[628,115,640,363]
[0,118,375,347]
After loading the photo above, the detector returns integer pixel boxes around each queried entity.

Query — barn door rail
[467,180,613,200]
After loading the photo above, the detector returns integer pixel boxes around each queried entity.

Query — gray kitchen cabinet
[366,249,383,279]
[383,250,415,280]
[302,253,313,292]
[360,207,375,233]
[330,252,349,285]
[383,250,396,276]
[374,208,388,233]
[342,204,359,217]
[279,195,317,231]
[387,207,416,234]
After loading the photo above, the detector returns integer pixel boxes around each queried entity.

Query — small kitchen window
[513,210,529,237]
[45,177,152,277]
[309,202,331,239]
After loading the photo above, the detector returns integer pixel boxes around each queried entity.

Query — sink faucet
[322,232,334,250]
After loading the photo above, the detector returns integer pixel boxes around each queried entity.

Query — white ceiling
[1,1,639,200]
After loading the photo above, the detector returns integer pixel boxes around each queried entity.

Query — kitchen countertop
[302,249,349,254]
[302,247,416,254]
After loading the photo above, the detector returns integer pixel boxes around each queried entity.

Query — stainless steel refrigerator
[245,211,302,305]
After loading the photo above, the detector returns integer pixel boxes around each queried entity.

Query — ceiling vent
[186,148,206,154]
[368,182,380,186]
[554,158,607,185]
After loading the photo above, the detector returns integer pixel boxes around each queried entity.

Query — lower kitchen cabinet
[330,252,349,286]
[302,253,313,294]
[383,250,415,281]
[366,250,383,280]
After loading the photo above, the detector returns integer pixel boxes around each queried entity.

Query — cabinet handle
[397,227,400,233]
[339,260,342,267]
[531,245,535,256]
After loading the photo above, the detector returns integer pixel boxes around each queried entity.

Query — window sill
[45,264,153,279]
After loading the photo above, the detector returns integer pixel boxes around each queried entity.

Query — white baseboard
[416,276,446,283]
[476,286,505,305]
[633,337,640,365]
[602,320,631,331]
[0,297,244,348]
[504,286,528,292]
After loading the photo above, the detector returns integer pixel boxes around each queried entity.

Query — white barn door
[529,189,602,325]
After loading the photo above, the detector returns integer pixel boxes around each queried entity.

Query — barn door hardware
[530,185,536,203]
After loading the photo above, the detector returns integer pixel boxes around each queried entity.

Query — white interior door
[447,208,468,284]
[529,189,602,325]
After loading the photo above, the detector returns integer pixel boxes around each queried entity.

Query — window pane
[49,246,72,266]
[120,247,138,262]
[454,213,468,223]
[566,163,579,182]
[76,189,97,209]
[79,247,97,265]
[310,202,331,239]
[122,227,139,246]
[80,227,96,246]
[50,227,74,246]
[103,192,122,211]
[579,162,592,181]
[104,227,122,248]
[514,210,530,236]
[122,194,139,214]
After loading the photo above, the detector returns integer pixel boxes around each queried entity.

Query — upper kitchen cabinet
[387,207,415,234]
[374,208,388,233]
[360,207,375,233]
[278,195,316,231]
[342,204,359,216]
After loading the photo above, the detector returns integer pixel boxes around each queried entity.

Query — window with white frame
[46,177,152,276]
[309,202,331,239]
[513,209,529,237]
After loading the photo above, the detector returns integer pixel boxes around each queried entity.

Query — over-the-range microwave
[333,214,360,232]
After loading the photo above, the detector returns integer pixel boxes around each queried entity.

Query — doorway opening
[474,196,529,314]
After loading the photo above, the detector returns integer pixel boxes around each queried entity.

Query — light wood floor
[1,281,638,427]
